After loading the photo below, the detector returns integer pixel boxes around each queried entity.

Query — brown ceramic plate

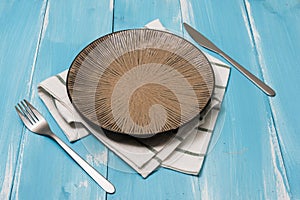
[66,29,215,137]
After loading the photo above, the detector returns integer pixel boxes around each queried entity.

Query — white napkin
[38,20,230,177]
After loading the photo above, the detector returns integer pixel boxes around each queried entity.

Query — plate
[66,29,215,136]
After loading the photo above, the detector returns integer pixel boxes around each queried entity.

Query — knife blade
[183,23,276,97]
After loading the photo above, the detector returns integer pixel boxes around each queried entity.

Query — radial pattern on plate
[67,29,214,135]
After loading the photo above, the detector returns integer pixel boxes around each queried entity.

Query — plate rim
[66,28,215,136]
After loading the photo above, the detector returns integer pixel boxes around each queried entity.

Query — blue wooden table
[1,0,299,199]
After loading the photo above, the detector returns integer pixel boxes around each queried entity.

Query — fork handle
[49,132,115,193]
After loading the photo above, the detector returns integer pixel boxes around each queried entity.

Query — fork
[15,99,115,194]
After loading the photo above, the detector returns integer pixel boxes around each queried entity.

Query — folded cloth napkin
[38,19,230,177]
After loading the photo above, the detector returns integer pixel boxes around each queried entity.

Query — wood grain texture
[180,0,290,199]
[180,1,289,199]
[244,0,300,198]
[0,0,299,199]
[7,1,113,199]
[0,1,47,199]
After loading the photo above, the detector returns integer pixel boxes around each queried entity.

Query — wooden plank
[109,0,286,199]
[244,0,300,198]
[106,0,203,199]
[109,0,291,198]
[1,0,296,199]
[0,1,46,199]
[181,0,290,199]
[113,0,182,33]
[9,1,113,199]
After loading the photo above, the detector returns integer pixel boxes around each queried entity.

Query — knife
[183,23,276,97]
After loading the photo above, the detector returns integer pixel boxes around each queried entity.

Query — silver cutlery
[183,23,276,97]
[15,99,115,194]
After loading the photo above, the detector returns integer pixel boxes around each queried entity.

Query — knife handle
[220,51,276,97]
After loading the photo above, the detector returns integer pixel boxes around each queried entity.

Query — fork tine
[15,105,33,127]
[23,99,42,120]
[17,103,34,125]
[22,100,39,122]
[20,100,37,123]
